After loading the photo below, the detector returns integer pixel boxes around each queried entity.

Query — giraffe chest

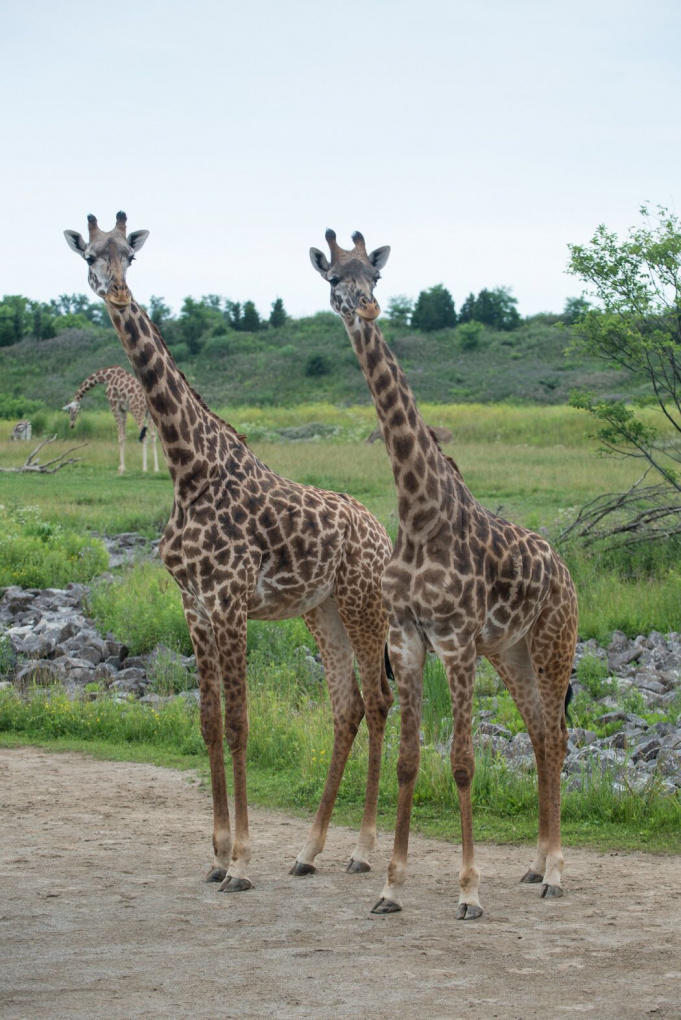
[168,493,345,622]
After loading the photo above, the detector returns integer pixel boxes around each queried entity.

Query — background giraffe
[10,420,32,441]
[63,211,394,891]
[63,366,159,474]
[311,229,578,918]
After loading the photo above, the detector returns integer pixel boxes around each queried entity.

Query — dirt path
[1,748,680,1020]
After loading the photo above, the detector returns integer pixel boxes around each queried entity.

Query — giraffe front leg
[214,611,253,893]
[372,623,425,914]
[182,597,232,882]
[440,642,482,920]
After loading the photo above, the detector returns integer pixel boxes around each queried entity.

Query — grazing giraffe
[64,212,393,890]
[311,229,578,918]
[10,421,32,441]
[63,366,159,474]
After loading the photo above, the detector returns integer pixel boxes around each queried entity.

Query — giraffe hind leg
[529,601,576,897]
[290,600,365,876]
[489,641,552,887]
[338,599,393,875]
[115,411,126,474]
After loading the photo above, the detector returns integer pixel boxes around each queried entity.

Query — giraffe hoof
[218,876,252,893]
[456,903,483,920]
[346,858,371,874]
[520,870,544,884]
[540,883,564,899]
[205,867,228,883]
[371,897,402,914]
[290,861,316,877]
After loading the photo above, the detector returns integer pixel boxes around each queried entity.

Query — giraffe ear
[64,230,88,257]
[368,246,391,271]
[127,230,150,252]
[309,247,330,275]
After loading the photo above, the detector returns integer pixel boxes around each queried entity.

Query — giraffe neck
[344,315,460,533]
[75,368,112,402]
[105,298,224,505]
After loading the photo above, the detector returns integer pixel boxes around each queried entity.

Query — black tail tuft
[138,425,148,442]
[564,682,574,725]
[384,644,394,682]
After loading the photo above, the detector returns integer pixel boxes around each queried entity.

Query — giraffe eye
[85,255,95,265]
[329,276,340,286]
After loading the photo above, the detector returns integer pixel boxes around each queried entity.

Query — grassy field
[0,401,657,536]
[1,402,680,854]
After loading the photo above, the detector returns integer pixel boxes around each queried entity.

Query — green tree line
[0,284,587,350]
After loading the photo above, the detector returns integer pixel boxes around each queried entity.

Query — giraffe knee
[452,758,475,790]
[337,692,365,736]
[397,756,419,786]
[224,718,248,752]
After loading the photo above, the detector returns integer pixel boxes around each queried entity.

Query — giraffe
[10,421,32,441]
[311,229,578,918]
[64,212,394,890]
[63,366,160,474]
[367,424,453,445]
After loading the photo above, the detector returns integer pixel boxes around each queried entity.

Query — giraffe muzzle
[357,297,381,321]
[107,285,132,307]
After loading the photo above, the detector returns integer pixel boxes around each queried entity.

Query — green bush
[147,648,196,695]
[576,654,612,699]
[456,321,485,351]
[203,334,231,357]
[87,562,191,655]
[304,353,331,377]
[0,506,108,588]
[0,394,45,421]
[169,342,190,362]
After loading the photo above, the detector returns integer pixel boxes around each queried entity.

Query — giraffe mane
[427,426,462,479]
[146,314,248,447]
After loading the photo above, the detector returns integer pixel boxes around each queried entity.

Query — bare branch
[0,435,87,474]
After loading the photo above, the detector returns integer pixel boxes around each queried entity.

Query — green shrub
[456,321,485,351]
[87,562,191,656]
[0,394,45,421]
[169,342,190,362]
[575,654,612,699]
[0,506,108,588]
[203,334,231,357]
[147,648,195,695]
[304,353,331,377]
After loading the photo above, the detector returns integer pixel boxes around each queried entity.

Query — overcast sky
[1,0,679,319]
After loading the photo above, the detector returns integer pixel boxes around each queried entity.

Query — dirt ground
[1,748,680,1020]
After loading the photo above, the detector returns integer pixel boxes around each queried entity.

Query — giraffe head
[64,212,149,307]
[62,400,81,428]
[310,230,390,322]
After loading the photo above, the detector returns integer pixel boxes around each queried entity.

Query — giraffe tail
[384,644,394,682]
[138,425,148,442]
[564,682,574,725]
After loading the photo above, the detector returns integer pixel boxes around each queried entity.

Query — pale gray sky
[1,0,679,318]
